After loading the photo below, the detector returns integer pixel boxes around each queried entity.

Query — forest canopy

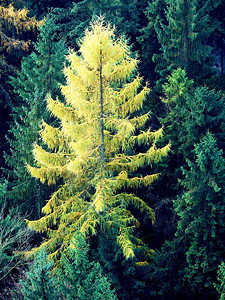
[0,1,225,299]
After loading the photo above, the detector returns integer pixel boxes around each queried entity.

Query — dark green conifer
[150,133,225,297]
[20,250,59,300]
[146,0,215,89]
[58,231,117,300]
[49,0,140,48]
[161,68,225,182]
[215,262,225,300]
[138,0,166,83]
[4,17,66,215]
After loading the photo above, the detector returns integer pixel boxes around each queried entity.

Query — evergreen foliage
[27,18,169,259]
[20,250,59,300]
[161,68,225,185]
[215,262,225,300]
[93,231,151,299]
[138,0,166,84]
[4,17,66,214]
[24,0,73,20]
[150,132,225,297]
[0,207,31,284]
[0,2,39,172]
[147,0,215,88]
[0,1,224,298]
[49,0,140,48]
[57,231,117,300]
[207,0,225,75]
[0,178,8,206]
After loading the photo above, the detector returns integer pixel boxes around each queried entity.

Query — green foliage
[161,68,225,187]
[178,132,225,291]
[93,231,151,299]
[146,0,215,89]
[0,208,31,283]
[20,250,59,300]
[215,262,225,300]
[11,16,66,100]
[25,0,74,20]
[57,231,117,300]
[150,132,225,297]
[161,68,194,150]
[138,0,166,83]
[4,16,66,214]
[179,86,225,156]
[0,2,39,173]
[49,0,140,48]
[0,178,8,206]
[1,1,225,299]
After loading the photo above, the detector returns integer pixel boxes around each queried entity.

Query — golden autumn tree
[0,3,38,53]
[27,18,169,259]
[0,3,39,104]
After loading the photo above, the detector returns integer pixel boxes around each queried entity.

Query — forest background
[0,0,225,299]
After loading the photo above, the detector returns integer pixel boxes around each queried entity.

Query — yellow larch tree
[0,3,38,53]
[27,18,170,260]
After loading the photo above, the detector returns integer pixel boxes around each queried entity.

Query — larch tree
[27,19,169,260]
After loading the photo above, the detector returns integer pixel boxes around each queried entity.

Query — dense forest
[0,0,225,299]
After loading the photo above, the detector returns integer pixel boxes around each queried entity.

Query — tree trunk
[221,33,224,75]
[99,46,105,173]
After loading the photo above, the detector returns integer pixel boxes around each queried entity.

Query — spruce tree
[4,17,66,214]
[0,2,39,173]
[149,0,214,88]
[208,0,225,76]
[215,262,225,300]
[161,68,225,183]
[20,250,59,300]
[138,0,166,83]
[58,231,117,300]
[27,18,169,259]
[93,230,151,299]
[49,0,140,48]
[150,132,225,297]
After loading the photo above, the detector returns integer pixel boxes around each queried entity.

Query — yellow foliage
[27,18,169,260]
[0,4,40,52]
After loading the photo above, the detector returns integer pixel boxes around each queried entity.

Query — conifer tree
[58,231,117,300]
[0,1,39,101]
[148,0,214,88]
[150,132,225,297]
[20,250,59,300]
[215,262,225,300]
[49,0,140,48]
[0,2,39,171]
[93,230,151,299]
[161,68,225,184]
[27,19,169,259]
[208,0,225,75]
[4,17,66,214]
[138,0,166,83]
